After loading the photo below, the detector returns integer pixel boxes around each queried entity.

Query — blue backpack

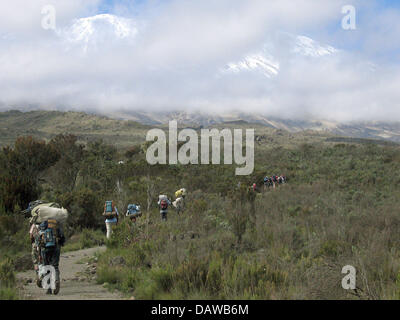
[39,221,56,248]
[127,204,141,217]
[128,204,136,214]
[105,201,114,213]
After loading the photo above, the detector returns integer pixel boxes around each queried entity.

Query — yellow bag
[175,188,186,198]
[175,190,182,198]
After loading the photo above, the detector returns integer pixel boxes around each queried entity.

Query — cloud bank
[0,0,399,122]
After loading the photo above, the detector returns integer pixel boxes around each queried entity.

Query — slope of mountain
[1,110,399,150]
[104,110,400,143]
[0,110,149,148]
[0,110,335,150]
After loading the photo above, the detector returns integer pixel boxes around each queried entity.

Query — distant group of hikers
[250,174,288,192]
[263,174,287,188]
[102,188,187,238]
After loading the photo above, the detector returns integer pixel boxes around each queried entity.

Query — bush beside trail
[0,258,18,300]
[94,180,400,299]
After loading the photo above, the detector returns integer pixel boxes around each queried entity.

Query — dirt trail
[17,246,125,300]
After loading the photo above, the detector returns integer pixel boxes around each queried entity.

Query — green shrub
[151,266,174,292]
[133,275,158,300]
[0,287,18,300]
[0,258,16,288]
[205,253,223,297]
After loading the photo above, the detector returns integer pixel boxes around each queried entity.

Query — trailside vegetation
[1,132,400,299]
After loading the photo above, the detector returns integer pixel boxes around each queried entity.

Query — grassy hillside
[1,110,396,150]
[1,110,400,299]
[0,110,150,148]
[102,110,400,143]
[94,141,400,300]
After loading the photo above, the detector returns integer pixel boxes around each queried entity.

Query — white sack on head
[173,197,183,209]
[36,207,69,224]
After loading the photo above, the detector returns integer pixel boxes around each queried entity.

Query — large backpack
[103,201,117,218]
[127,204,141,217]
[27,201,64,223]
[160,199,168,210]
[34,206,68,224]
[173,197,184,210]
[39,219,58,248]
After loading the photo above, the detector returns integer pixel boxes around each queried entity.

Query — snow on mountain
[58,14,338,75]
[61,14,138,52]
[224,53,280,78]
[293,35,338,57]
[223,34,338,78]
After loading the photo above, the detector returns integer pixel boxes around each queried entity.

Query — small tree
[0,136,59,212]
[48,134,84,192]
[227,200,249,245]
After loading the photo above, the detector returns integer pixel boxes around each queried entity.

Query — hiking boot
[46,288,52,294]
[36,276,42,288]
[36,271,44,288]
[53,281,60,295]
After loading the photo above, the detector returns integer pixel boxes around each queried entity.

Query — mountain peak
[222,33,337,78]
[224,53,280,78]
[62,14,138,51]
[293,35,338,57]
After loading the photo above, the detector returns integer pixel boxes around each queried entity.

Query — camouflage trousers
[31,242,40,271]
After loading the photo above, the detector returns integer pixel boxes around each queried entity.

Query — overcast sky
[0,0,399,122]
